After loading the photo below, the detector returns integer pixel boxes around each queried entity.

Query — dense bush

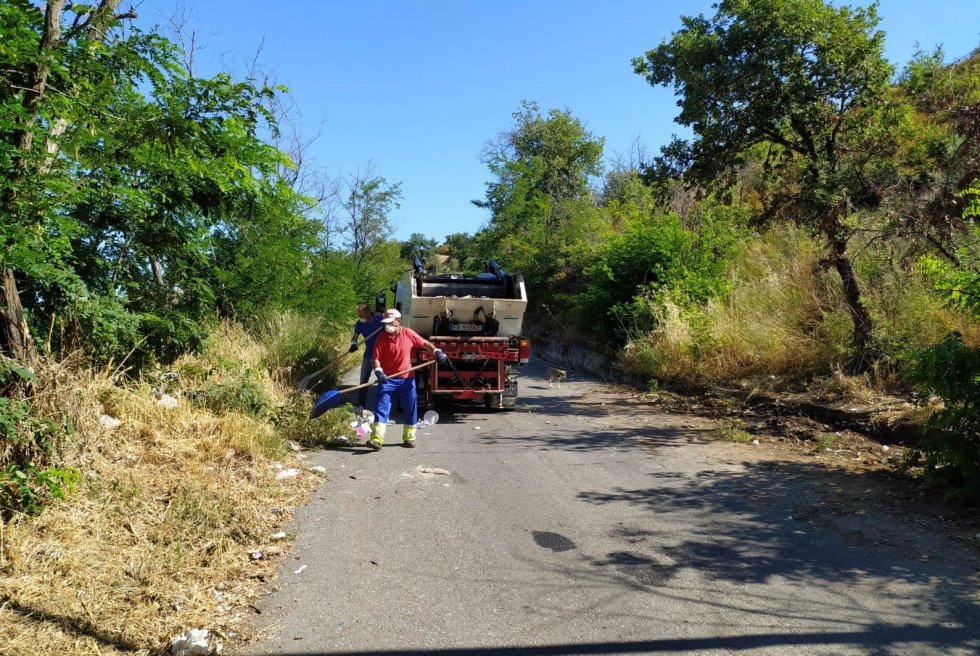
[573,203,745,345]
[904,332,980,503]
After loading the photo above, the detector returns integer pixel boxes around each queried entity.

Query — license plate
[454,322,482,332]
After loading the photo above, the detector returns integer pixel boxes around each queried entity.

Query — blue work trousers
[375,376,417,426]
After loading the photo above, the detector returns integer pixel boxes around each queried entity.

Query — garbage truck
[391,258,531,409]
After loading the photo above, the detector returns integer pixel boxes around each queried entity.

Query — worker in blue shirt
[349,304,383,407]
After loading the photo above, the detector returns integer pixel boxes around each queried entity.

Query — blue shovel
[310,360,436,418]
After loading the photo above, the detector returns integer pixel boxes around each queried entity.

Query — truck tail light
[518,337,531,364]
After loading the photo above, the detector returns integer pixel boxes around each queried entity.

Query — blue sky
[133,1,980,242]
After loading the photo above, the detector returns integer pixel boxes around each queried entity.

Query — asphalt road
[248,358,980,656]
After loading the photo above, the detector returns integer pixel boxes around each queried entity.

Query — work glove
[349,341,358,353]
[433,348,449,365]
[374,368,388,385]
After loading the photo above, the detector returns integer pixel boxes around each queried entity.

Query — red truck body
[394,260,530,410]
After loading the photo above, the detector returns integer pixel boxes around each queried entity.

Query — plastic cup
[422,410,439,426]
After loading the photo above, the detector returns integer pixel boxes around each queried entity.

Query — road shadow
[473,415,702,454]
[570,458,980,649]
[260,625,979,653]
[0,597,148,653]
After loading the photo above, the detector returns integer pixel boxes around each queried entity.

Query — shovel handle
[336,360,436,395]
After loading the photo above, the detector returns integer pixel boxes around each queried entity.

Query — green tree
[1,0,134,366]
[0,1,324,367]
[634,0,894,369]
[443,231,476,271]
[337,169,403,300]
[474,101,605,295]
[895,48,980,268]
[399,232,439,265]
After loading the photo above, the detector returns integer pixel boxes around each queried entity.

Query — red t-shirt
[373,327,426,378]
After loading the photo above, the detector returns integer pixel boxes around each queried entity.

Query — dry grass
[0,322,338,655]
[621,226,846,385]
[807,368,878,403]
[619,225,980,393]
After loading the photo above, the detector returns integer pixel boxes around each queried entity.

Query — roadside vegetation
[1,0,979,652]
[451,2,980,503]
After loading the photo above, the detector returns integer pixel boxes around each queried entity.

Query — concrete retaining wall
[531,337,642,387]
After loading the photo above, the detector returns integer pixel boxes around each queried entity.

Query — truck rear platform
[393,260,531,409]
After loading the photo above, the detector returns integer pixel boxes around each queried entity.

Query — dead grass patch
[0,322,333,655]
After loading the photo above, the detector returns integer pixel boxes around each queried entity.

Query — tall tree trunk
[829,233,874,372]
[0,269,38,366]
[1,1,64,367]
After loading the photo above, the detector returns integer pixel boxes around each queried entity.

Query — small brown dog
[547,367,567,388]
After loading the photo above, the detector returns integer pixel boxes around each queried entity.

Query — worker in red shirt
[369,308,449,449]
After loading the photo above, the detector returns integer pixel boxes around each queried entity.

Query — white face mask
[357,317,366,323]
[384,324,397,334]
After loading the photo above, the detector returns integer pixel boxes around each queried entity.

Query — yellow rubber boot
[402,425,417,448]
[368,423,386,450]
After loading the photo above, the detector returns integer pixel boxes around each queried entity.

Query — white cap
[380,309,402,324]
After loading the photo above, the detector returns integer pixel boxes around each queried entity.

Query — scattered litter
[270,532,287,540]
[276,468,300,480]
[249,550,264,561]
[172,597,184,611]
[421,410,439,426]
[211,589,224,601]
[270,507,285,515]
[99,414,121,429]
[287,441,302,452]
[419,467,451,476]
[751,439,760,445]
[333,436,350,446]
[473,426,481,431]
[309,465,327,475]
[881,445,890,452]
[294,565,307,575]
[157,394,179,410]
[170,628,222,655]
